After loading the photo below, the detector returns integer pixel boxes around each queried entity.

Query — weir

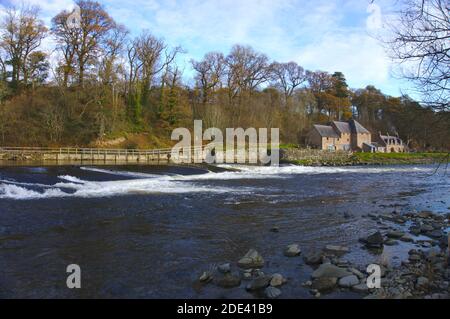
[0,146,268,165]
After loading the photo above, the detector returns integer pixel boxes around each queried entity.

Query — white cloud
[0,0,412,96]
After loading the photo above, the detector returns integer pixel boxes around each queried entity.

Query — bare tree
[52,0,115,87]
[225,45,271,99]
[386,0,449,110]
[270,61,306,103]
[191,52,226,104]
[0,6,47,88]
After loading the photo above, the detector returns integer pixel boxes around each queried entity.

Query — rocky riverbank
[196,210,450,299]
[282,150,450,167]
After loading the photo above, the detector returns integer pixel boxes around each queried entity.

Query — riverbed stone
[386,231,405,239]
[264,286,281,299]
[199,271,213,283]
[416,277,429,289]
[311,277,337,292]
[246,275,272,291]
[216,273,241,288]
[218,263,231,273]
[352,283,369,293]
[312,263,352,279]
[303,251,323,265]
[418,211,434,219]
[284,244,301,257]
[338,275,360,288]
[270,274,285,287]
[400,235,414,242]
[349,268,365,279]
[420,224,434,233]
[324,245,350,256]
[385,239,398,246]
[365,231,384,248]
[237,249,264,269]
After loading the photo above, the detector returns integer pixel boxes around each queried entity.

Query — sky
[0,0,416,97]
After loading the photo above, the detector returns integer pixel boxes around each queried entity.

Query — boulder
[216,273,241,288]
[237,249,264,269]
[246,275,272,291]
[311,277,337,292]
[312,263,352,279]
[339,275,360,288]
[284,244,301,257]
[365,231,384,248]
[303,251,323,265]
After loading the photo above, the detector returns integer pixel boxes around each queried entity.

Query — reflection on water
[0,164,449,298]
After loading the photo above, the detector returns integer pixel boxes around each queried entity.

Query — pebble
[270,274,285,287]
[218,263,231,273]
[237,249,265,269]
[199,271,213,283]
[284,244,301,257]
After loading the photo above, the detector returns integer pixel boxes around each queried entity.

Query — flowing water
[0,164,449,298]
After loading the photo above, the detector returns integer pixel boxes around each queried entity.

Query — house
[374,133,406,153]
[308,119,371,151]
[308,120,407,153]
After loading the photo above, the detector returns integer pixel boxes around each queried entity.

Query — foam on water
[80,167,161,178]
[0,164,433,200]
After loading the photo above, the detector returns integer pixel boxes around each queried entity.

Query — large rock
[365,232,384,248]
[311,277,337,292]
[216,273,241,288]
[338,275,359,288]
[303,251,323,265]
[312,263,352,279]
[324,245,350,256]
[284,244,301,257]
[237,249,265,269]
[352,283,369,293]
[386,231,405,239]
[246,275,272,291]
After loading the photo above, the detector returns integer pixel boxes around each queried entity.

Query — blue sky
[0,0,416,97]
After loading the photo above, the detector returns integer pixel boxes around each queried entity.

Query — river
[0,164,449,298]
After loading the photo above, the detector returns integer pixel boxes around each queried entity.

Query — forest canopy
[0,0,448,150]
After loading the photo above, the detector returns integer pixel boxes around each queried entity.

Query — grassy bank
[352,152,449,165]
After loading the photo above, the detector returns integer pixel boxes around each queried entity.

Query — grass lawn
[352,152,449,164]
